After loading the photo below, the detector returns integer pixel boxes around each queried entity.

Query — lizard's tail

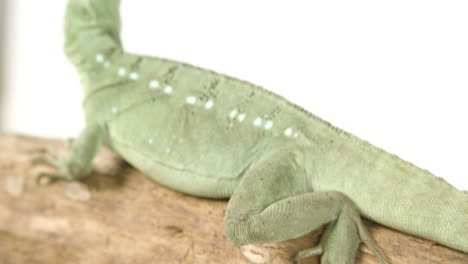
[64,0,122,69]
[316,140,468,253]
[310,122,468,254]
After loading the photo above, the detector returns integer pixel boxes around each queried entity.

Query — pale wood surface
[0,134,466,264]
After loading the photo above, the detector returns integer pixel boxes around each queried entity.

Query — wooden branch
[0,134,466,264]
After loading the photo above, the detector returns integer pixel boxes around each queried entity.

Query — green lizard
[33,0,468,263]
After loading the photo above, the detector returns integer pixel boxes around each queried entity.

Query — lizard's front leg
[224,147,390,264]
[32,123,105,181]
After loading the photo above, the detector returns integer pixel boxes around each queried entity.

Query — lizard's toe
[294,245,323,262]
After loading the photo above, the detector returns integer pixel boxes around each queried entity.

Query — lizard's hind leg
[224,147,390,264]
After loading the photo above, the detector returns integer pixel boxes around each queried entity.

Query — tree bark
[0,134,466,264]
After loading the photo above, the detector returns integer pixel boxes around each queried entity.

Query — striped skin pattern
[34,1,467,263]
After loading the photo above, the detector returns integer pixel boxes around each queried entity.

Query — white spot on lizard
[284,127,293,137]
[149,80,160,89]
[253,117,262,127]
[95,53,104,63]
[118,67,126,76]
[163,85,173,94]
[111,106,118,114]
[103,61,111,68]
[129,72,139,80]
[229,109,238,119]
[186,96,197,104]
[264,120,273,130]
[148,138,155,144]
[205,100,214,109]
[237,113,246,122]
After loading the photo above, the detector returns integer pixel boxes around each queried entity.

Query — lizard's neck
[64,0,123,84]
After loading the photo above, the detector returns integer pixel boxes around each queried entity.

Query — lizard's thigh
[224,146,337,245]
[223,147,390,264]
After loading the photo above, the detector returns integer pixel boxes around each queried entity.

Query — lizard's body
[36,1,467,263]
[85,52,312,198]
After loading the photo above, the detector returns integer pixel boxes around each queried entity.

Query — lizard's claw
[31,148,61,167]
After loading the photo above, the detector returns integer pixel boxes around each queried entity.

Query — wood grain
[0,134,466,264]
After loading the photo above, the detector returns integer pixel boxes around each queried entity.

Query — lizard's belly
[105,99,261,198]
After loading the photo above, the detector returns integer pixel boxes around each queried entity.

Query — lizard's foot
[30,124,103,183]
[294,205,391,264]
[31,148,84,182]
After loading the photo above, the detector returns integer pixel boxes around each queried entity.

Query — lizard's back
[84,53,310,198]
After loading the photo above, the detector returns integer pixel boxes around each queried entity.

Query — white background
[1,1,467,190]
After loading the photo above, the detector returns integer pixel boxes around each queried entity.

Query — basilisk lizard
[33,0,468,263]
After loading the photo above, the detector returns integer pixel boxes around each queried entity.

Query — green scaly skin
[34,1,467,263]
